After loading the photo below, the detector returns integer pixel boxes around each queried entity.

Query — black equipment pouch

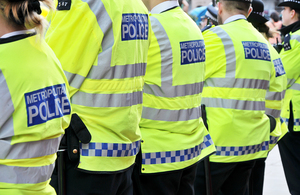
[267,114,276,133]
[66,113,91,162]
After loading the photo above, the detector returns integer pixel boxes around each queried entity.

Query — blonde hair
[1,0,54,35]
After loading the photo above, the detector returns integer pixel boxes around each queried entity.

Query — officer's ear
[217,2,222,15]
[247,6,253,18]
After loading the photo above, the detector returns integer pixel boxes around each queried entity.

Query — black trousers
[278,132,300,195]
[132,157,198,195]
[194,160,256,195]
[248,158,266,195]
[50,150,134,195]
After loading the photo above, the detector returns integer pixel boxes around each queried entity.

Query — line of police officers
[1,0,300,194]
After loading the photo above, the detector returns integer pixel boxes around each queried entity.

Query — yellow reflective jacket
[203,19,286,163]
[46,0,150,172]
[0,33,71,194]
[139,6,216,174]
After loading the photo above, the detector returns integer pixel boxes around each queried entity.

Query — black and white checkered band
[252,11,264,16]
[283,0,300,3]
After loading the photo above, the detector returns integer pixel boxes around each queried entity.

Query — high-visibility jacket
[0,33,71,194]
[46,0,150,172]
[280,26,300,132]
[139,6,216,174]
[203,18,286,163]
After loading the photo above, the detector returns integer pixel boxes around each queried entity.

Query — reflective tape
[287,78,296,87]
[270,136,279,145]
[80,140,140,157]
[71,91,142,107]
[290,83,300,91]
[64,71,85,90]
[201,98,265,111]
[215,141,269,156]
[265,91,286,101]
[0,70,14,136]
[282,117,300,126]
[142,134,213,165]
[265,108,281,118]
[291,34,300,42]
[210,27,236,77]
[142,106,202,121]
[0,163,54,184]
[0,137,61,159]
[205,78,269,90]
[143,81,204,97]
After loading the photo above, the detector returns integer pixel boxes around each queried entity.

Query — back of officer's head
[220,0,251,15]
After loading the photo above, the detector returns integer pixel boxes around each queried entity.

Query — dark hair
[222,0,251,14]
[251,22,272,38]
[0,0,53,35]
[270,12,280,22]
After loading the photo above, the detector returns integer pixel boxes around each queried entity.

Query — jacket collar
[280,21,300,36]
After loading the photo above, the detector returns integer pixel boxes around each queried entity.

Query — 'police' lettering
[25,84,71,127]
[180,40,205,65]
[122,13,148,41]
[273,58,286,77]
[242,41,271,61]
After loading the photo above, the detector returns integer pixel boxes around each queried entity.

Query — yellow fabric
[0,34,71,194]
[280,29,300,132]
[203,19,286,163]
[140,7,215,174]
[46,0,150,172]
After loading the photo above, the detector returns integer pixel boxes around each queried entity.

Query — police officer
[247,1,287,194]
[45,0,150,194]
[0,0,71,194]
[132,0,216,194]
[201,5,219,32]
[276,0,300,194]
[194,0,286,194]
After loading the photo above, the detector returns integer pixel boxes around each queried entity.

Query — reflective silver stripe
[80,140,140,157]
[265,91,286,101]
[0,70,14,137]
[0,137,61,159]
[142,134,213,165]
[265,108,281,118]
[64,71,85,90]
[142,106,202,121]
[72,91,142,107]
[0,163,54,184]
[215,141,269,156]
[290,83,300,91]
[143,82,204,97]
[210,27,236,78]
[205,78,269,90]
[287,78,296,87]
[201,98,265,111]
[291,34,300,42]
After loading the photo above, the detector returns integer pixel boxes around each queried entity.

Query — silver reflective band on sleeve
[290,83,300,91]
[80,140,140,157]
[265,108,281,118]
[143,81,204,97]
[71,91,142,107]
[142,106,202,121]
[210,27,236,78]
[287,78,296,87]
[215,141,269,156]
[0,70,14,132]
[142,134,213,165]
[291,34,300,42]
[0,163,54,184]
[201,98,265,111]
[0,137,61,159]
[265,91,286,101]
[205,78,269,90]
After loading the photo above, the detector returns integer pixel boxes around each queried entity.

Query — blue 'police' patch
[242,41,271,61]
[121,13,148,41]
[273,58,286,77]
[180,40,205,65]
[25,84,71,127]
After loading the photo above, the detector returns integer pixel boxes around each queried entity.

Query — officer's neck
[0,14,26,38]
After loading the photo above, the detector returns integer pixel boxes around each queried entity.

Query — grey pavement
[263,145,290,195]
